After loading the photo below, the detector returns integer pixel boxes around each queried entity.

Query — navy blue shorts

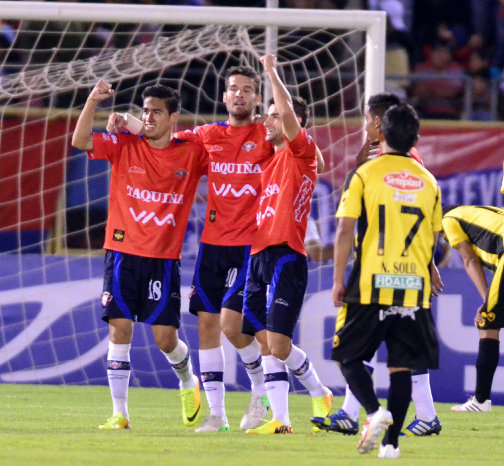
[189,243,251,315]
[242,245,307,338]
[102,250,181,327]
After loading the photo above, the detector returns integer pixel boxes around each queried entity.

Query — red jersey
[176,122,273,246]
[251,128,317,256]
[89,132,207,259]
[377,146,424,166]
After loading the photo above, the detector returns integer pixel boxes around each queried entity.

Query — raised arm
[72,80,114,152]
[260,54,300,142]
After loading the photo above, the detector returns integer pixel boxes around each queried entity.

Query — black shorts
[102,250,181,327]
[189,243,251,315]
[242,245,307,339]
[479,255,504,330]
[331,302,439,370]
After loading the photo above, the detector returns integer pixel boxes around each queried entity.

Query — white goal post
[0,2,385,390]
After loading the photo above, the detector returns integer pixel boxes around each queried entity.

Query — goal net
[0,3,385,392]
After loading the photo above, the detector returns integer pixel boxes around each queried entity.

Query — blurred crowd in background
[2,0,504,120]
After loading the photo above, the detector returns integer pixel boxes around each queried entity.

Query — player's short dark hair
[142,85,181,114]
[268,95,310,127]
[381,103,419,153]
[367,92,402,119]
[442,204,460,216]
[225,65,262,94]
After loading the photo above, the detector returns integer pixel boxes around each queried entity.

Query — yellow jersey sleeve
[442,216,468,248]
[336,170,363,219]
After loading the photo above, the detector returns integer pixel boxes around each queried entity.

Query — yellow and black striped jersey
[442,205,504,272]
[336,153,442,309]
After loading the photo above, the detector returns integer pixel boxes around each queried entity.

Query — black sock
[475,338,499,403]
[382,371,411,449]
[340,360,380,415]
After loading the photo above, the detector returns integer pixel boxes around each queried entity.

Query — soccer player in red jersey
[72,80,207,430]
[242,54,332,434]
[173,66,275,432]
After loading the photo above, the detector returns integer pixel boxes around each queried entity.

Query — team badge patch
[209,210,216,222]
[175,169,188,180]
[241,141,257,152]
[101,291,113,307]
[113,229,125,242]
[384,170,425,191]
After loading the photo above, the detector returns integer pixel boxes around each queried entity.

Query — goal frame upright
[1,1,386,111]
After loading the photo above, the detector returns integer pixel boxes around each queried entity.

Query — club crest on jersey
[113,229,125,242]
[175,169,188,180]
[384,170,425,192]
[209,210,216,222]
[241,140,257,152]
[128,165,145,174]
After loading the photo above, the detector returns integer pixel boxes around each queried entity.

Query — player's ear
[169,112,179,125]
[223,91,228,104]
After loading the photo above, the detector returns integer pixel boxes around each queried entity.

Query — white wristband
[121,113,143,134]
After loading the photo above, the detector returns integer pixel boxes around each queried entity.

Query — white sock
[199,346,226,419]
[341,385,361,422]
[263,355,290,425]
[107,341,131,419]
[236,340,265,396]
[412,372,436,421]
[282,344,325,398]
[160,339,195,389]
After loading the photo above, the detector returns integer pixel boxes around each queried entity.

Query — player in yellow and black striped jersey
[329,103,442,457]
[442,205,504,413]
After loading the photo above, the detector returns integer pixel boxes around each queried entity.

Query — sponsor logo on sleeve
[209,145,224,152]
[384,171,425,191]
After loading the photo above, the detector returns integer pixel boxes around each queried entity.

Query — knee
[270,344,290,361]
[198,315,221,347]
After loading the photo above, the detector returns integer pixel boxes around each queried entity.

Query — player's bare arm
[260,54,300,142]
[430,232,444,297]
[332,216,356,307]
[72,80,114,152]
[455,240,488,300]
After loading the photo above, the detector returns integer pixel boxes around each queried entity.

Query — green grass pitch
[0,384,502,465]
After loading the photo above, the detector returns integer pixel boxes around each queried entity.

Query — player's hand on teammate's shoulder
[356,139,380,167]
[106,112,127,133]
[89,79,114,103]
[260,54,277,72]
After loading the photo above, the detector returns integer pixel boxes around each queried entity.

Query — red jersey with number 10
[89,132,207,259]
[176,122,274,246]
[251,128,317,256]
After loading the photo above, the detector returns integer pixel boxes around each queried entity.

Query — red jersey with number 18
[251,128,317,256]
[89,132,207,259]
[176,122,274,246]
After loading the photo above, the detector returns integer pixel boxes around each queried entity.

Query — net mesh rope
[0,18,367,391]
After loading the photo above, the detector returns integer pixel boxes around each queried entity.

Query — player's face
[264,104,283,145]
[142,97,177,140]
[365,110,380,142]
[223,74,261,121]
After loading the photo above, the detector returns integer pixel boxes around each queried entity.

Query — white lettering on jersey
[256,206,276,225]
[259,184,280,205]
[129,207,176,226]
[126,185,184,204]
[212,183,257,197]
[293,175,314,222]
[210,161,262,175]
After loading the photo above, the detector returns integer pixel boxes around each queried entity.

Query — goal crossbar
[1,1,386,100]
